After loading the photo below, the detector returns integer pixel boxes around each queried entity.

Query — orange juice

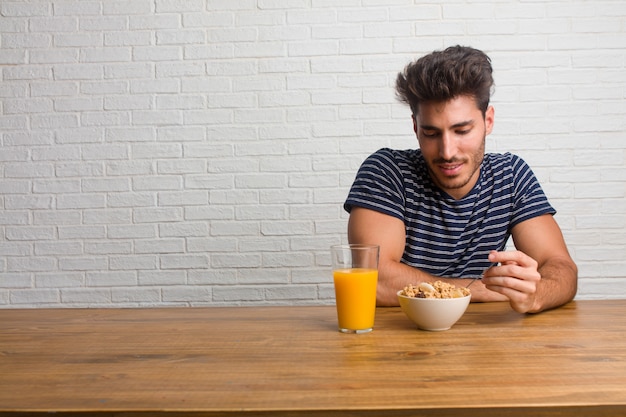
[333,268,378,332]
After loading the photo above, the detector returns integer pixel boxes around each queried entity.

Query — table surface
[1,300,626,417]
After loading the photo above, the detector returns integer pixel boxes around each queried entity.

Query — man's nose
[439,132,456,161]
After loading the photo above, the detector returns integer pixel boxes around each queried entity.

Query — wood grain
[1,300,626,416]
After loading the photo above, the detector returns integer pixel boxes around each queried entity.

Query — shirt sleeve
[343,148,406,222]
[509,154,556,228]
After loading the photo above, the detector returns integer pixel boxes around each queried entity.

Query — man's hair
[395,45,494,116]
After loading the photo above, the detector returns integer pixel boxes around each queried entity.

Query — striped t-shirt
[344,148,555,278]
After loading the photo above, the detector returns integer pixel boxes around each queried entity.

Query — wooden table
[1,300,626,416]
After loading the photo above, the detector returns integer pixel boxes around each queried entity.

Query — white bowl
[397,290,470,331]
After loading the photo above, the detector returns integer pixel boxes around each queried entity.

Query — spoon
[465,276,481,288]
[465,263,499,288]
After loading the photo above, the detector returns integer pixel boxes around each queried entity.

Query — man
[344,46,577,313]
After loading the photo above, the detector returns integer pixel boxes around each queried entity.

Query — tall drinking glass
[331,244,379,334]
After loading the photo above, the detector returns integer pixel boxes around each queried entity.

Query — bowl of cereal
[397,281,471,331]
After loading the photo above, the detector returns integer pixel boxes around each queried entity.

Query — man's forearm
[377,260,433,306]
[530,256,578,313]
[377,260,506,306]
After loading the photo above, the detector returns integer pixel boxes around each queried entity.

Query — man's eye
[422,130,438,138]
[457,129,471,135]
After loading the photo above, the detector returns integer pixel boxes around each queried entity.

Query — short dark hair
[395,45,494,116]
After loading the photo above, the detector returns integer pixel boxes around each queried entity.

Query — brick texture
[1,1,625,307]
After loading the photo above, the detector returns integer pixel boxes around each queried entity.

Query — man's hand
[482,250,542,313]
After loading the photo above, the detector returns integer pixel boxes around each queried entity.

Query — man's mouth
[437,162,463,176]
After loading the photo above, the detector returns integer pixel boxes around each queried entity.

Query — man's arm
[482,214,578,313]
[347,207,508,306]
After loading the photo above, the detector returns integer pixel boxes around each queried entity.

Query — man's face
[413,95,494,200]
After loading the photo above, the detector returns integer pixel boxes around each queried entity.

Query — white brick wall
[1,0,625,307]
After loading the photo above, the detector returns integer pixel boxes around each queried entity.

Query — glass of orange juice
[331,244,379,334]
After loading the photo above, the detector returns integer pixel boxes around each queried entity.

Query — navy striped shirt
[344,148,555,278]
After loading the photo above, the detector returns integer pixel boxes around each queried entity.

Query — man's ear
[412,115,418,134]
[485,105,495,135]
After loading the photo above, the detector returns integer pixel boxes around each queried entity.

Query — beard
[426,135,486,197]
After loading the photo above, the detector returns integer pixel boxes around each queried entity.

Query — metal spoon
[466,276,481,288]
[466,263,499,288]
